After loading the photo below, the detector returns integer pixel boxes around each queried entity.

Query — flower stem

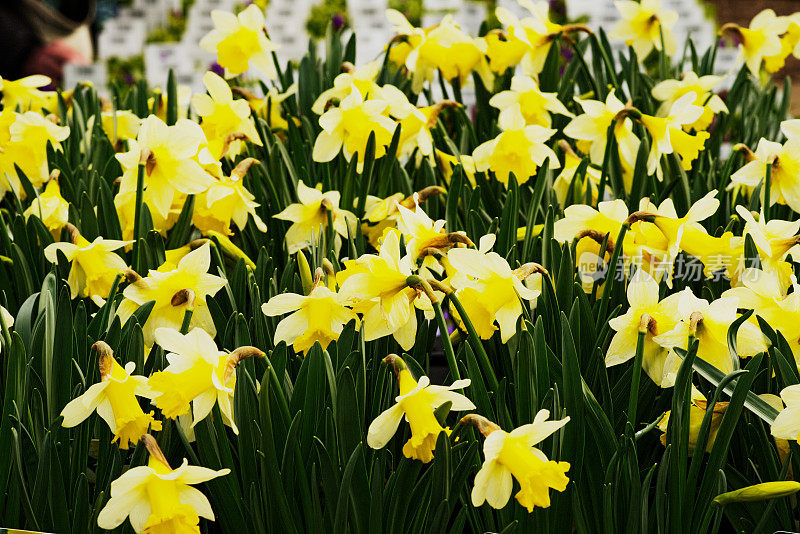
[628,327,648,427]
[132,161,146,274]
[446,291,499,392]
[407,275,460,381]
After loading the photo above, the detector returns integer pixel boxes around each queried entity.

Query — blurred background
[4,0,798,108]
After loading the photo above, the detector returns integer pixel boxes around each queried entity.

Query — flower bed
[2,2,800,533]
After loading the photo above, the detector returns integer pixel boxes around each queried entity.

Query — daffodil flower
[338,230,430,350]
[193,158,267,235]
[735,207,800,274]
[657,386,728,453]
[480,28,530,74]
[731,137,800,213]
[653,288,767,377]
[463,411,570,512]
[404,14,493,94]
[720,9,789,77]
[607,269,681,386]
[472,111,559,186]
[274,180,357,254]
[148,327,263,433]
[44,224,132,305]
[23,178,69,238]
[637,91,710,178]
[312,87,397,169]
[311,61,382,115]
[764,13,800,73]
[611,0,678,60]
[199,4,278,79]
[395,200,471,265]
[235,83,298,130]
[563,91,640,169]
[0,109,69,194]
[496,1,576,76]
[552,141,602,206]
[116,243,227,348]
[384,9,427,67]
[191,71,262,160]
[262,284,357,354]
[0,74,55,112]
[771,384,800,444]
[489,75,573,128]
[367,355,474,463]
[60,341,161,449]
[651,72,728,131]
[97,434,229,533]
[88,108,142,145]
[116,115,215,219]
[447,234,541,343]
[435,149,478,187]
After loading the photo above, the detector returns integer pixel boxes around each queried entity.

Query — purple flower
[332,13,345,31]
[209,62,225,77]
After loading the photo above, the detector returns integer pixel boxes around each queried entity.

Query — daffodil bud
[713,481,800,505]
[297,251,313,294]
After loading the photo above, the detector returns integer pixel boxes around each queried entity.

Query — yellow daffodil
[384,9,427,67]
[607,269,681,386]
[376,84,450,158]
[338,230,429,350]
[367,354,474,463]
[60,341,160,449]
[735,207,800,275]
[720,9,789,77]
[552,141,602,206]
[191,71,262,160]
[764,13,800,73]
[274,180,356,254]
[193,158,267,235]
[97,434,229,533]
[653,288,766,376]
[447,234,541,343]
[480,28,530,74]
[637,91,710,177]
[312,87,397,168]
[44,225,132,305]
[199,4,278,79]
[395,200,470,264]
[0,74,54,112]
[88,108,142,144]
[463,411,570,512]
[564,91,640,170]
[114,190,185,241]
[262,283,357,354]
[489,75,573,128]
[116,115,215,219]
[731,137,800,213]
[611,0,678,60]
[0,110,69,194]
[496,1,574,76]
[472,111,559,186]
[771,384,800,444]
[148,327,263,433]
[404,14,493,94]
[435,149,478,187]
[24,178,69,238]
[311,61,382,115]
[116,243,227,348]
[235,83,297,130]
[657,386,728,453]
[651,72,728,131]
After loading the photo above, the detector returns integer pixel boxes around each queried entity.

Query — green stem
[628,328,647,427]
[407,275,460,381]
[764,162,772,221]
[180,309,193,334]
[132,162,146,274]
[446,291,499,392]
